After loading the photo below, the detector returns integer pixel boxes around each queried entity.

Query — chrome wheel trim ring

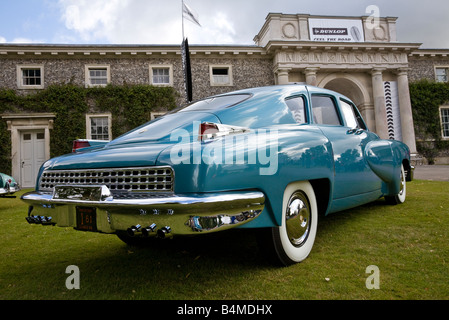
[285,191,311,248]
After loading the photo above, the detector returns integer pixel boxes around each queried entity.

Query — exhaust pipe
[127,224,142,237]
[157,226,172,239]
[142,223,157,237]
[26,215,54,225]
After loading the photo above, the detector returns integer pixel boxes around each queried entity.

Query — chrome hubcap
[285,191,311,247]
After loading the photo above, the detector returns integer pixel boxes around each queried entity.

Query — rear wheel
[268,181,318,266]
[385,164,406,205]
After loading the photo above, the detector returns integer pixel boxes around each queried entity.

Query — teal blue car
[22,85,413,265]
[0,173,20,198]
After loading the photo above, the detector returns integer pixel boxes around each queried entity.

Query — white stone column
[304,68,319,86]
[371,68,389,140]
[396,68,417,154]
[276,68,291,85]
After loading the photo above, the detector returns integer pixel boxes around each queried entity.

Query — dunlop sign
[309,18,365,42]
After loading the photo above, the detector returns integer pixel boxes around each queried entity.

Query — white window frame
[17,65,45,89]
[210,65,233,86]
[85,65,111,88]
[86,113,112,141]
[435,66,449,83]
[149,65,173,86]
[439,106,449,140]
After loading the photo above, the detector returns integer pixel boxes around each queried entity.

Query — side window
[285,96,307,124]
[340,99,367,130]
[311,95,341,125]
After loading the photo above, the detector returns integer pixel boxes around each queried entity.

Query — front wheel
[269,181,318,266]
[385,164,406,205]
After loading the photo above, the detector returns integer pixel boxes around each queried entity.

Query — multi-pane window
[152,68,170,84]
[86,114,111,141]
[210,65,233,86]
[150,65,173,86]
[436,68,448,83]
[85,65,110,87]
[22,69,42,86]
[17,65,44,89]
[89,69,108,85]
[441,107,449,139]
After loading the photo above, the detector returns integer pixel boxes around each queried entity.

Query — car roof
[215,84,351,102]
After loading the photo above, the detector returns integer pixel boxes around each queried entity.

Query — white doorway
[20,131,46,188]
[2,113,55,189]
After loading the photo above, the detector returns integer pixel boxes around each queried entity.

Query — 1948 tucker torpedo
[22,84,413,266]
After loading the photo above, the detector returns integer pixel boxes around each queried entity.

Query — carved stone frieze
[275,50,408,69]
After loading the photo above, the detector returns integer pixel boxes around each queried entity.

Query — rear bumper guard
[22,186,265,236]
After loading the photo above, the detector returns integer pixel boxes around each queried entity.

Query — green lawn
[1,180,448,300]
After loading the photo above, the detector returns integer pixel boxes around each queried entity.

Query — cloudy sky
[0,0,448,48]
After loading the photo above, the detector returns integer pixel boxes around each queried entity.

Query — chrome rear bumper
[21,186,265,236]
[0,186,20,196]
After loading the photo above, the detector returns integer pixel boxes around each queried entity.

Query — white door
[20,131,46,188]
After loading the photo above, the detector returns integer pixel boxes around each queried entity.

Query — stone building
[1,12,449,187]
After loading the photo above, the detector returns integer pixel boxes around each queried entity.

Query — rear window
[285,96,307,124]
[178,94,251,112]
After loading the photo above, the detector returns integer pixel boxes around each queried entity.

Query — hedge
[0,84,179,174]
[409,79,449,163]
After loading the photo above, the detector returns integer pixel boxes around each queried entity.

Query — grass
[1,180,448,300]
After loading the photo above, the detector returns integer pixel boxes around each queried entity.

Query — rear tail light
[198,122,250,141]
[72,140,91,152]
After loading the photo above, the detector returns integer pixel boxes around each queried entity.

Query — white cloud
[0,36,43,44]
[60,0,132,42]
[192,12,237,44]
[56,0,241,45]
[11,38,39,44]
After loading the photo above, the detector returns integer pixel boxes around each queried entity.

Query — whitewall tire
[271,181,318,266]
[385,164,406,205]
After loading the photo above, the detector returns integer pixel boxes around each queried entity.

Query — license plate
[76,207,97,232]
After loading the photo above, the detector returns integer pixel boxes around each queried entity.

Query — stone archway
[318,73,375,131]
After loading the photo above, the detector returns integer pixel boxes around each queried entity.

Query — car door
[310,94,380,200]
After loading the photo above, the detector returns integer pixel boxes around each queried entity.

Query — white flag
[183,1,201,27]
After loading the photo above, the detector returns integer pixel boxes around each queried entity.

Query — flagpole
[181,0,185,41]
